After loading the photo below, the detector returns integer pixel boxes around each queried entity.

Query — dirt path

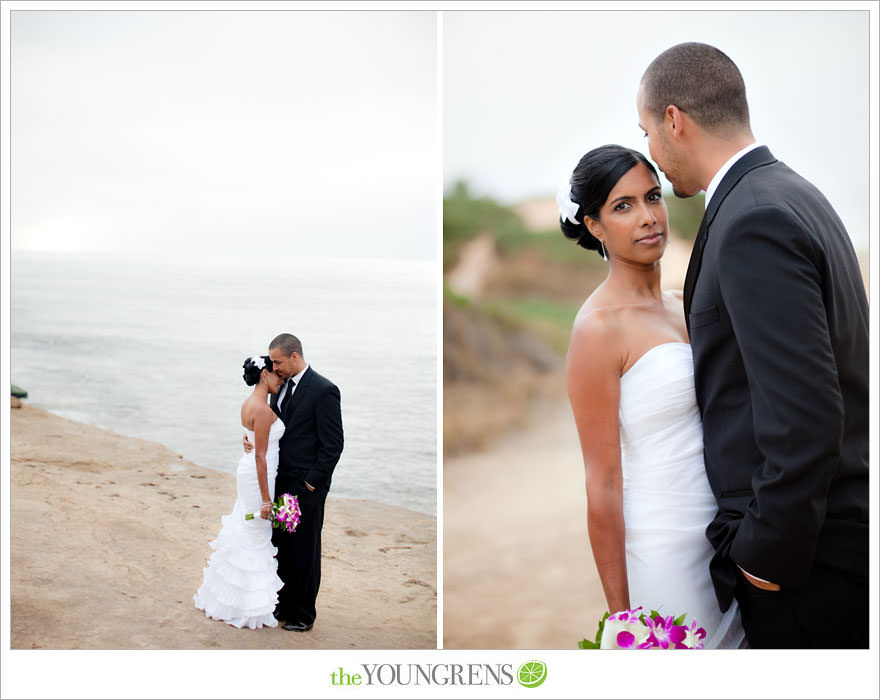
[443,396,606,649]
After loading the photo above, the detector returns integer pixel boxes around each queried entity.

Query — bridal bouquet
[579,607,706,649]
[245,493,301,534]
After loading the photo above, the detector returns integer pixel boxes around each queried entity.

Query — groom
[248,332,344,632]
[636,43,868,647]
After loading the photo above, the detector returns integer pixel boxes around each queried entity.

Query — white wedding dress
[194,417,285,629]
[619,342,744,649]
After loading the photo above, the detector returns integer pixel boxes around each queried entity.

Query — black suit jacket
[683,146,868,610]
[271,366,344,494]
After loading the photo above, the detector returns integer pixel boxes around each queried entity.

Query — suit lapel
[682,146,777,329]
[683,218,708,332]
[283,366,313,421]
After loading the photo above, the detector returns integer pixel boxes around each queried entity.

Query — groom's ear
[665,104,686,141]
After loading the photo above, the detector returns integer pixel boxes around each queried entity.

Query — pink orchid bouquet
[245,493,301,534]
[579,606,706,649]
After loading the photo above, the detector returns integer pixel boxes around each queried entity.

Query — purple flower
[245,492,301,533]
[616,631,637,648]
[643,615,686,649]
[272,493,301,534]
[609,606,643,624]
[590,608,705,650]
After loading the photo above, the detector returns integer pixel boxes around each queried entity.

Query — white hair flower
[556,184,581,225]
[251,356,265,370]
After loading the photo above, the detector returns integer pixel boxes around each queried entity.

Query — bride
[560,145,744,648]
[194,355,285,629]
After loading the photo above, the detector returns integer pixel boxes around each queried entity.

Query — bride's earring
[600,241,608,261]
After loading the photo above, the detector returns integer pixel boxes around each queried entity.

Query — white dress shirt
[278,363,309,406]
[705,141,763,209]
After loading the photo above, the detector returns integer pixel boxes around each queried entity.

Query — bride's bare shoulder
[569,297,625,357]
[242,396,274,426]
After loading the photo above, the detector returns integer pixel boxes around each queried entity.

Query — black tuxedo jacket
[270,366,344,494]
[683,146,868,610]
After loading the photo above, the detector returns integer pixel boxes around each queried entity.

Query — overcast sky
[445,9,872,252]
[10,10,437,260]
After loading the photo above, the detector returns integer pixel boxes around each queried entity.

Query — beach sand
[10,404,436,650]
[443,395,607,649]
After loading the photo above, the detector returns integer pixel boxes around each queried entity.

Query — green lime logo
[517,660,547,688]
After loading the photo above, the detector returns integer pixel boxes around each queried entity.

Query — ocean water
[10,251,437,515]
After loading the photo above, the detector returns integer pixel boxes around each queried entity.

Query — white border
[0,0,13,683]
[435,8,445,652]
[2,2,878,699]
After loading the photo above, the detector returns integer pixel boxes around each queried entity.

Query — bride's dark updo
[560,145,659,256]
[242,355,272,386]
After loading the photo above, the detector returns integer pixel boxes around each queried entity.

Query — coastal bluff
[10,404,436,649]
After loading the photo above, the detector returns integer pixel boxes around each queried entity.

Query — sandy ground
[443,394,607,649]
[10,404,436,650]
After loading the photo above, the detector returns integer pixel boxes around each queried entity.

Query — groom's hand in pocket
[739,566,781,591]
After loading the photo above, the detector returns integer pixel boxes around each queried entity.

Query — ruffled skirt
[194,452,282,629]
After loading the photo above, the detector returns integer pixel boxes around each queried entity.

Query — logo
[517,660,547,688]
[329,661,548,688]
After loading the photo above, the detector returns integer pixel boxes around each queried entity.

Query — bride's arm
[566,317,630,614]
[253,407,274,517]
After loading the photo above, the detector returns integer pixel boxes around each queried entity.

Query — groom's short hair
[641,42,751,136]
[270,333,304,358]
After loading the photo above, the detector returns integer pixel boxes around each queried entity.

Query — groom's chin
[672,185,699,199]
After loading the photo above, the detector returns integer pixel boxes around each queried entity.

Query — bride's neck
[604,260,664,303]
[252,383,270,401]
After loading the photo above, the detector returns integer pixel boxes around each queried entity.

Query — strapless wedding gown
[194,417,285,629]
[619,343,744,649]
